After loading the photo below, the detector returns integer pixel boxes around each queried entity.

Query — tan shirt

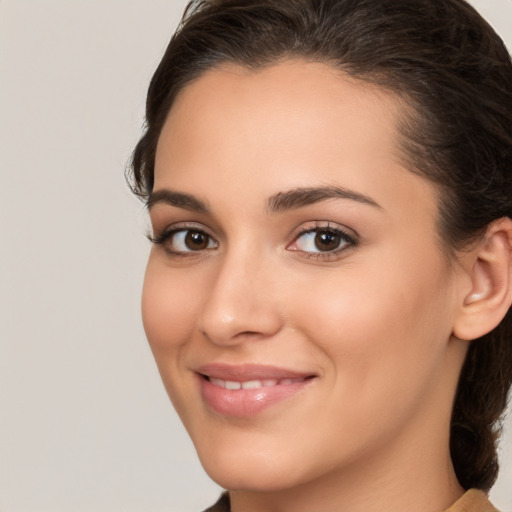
[447,489,499,512]
[204,489,499,512]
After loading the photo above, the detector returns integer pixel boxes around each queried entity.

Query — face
[143,61,467,493]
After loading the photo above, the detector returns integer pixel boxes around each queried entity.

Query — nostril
[234,330,262,339]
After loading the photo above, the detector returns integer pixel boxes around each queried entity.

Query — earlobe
[453,217,512,341]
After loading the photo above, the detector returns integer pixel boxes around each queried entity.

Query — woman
[128,0,512,510]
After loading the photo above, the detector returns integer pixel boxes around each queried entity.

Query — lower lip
[199,376,313,417]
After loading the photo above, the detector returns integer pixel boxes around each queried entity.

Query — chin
[196,444,307,492]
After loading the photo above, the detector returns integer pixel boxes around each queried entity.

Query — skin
[143,60,472,512]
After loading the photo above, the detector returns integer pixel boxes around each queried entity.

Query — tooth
[210,377,225,388]
[241,380,262,389]
[209,377,306,389]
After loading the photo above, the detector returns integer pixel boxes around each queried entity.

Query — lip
[195,363,316,417]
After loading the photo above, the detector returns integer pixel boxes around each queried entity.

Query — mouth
[195,364,317,417]
[205,376,310,390]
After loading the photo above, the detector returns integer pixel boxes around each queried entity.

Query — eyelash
[149,222,358,261]
[288,222,358,261]
[148,224,217,258]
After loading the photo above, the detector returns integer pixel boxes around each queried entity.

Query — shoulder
[202,489,499,512]
[446,489,500,512]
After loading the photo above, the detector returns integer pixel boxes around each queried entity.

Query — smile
[196,364,316,417]
[208,377,308,390]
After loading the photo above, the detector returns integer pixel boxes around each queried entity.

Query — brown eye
[166,229,218,253]
[314,230,343,252]
[184,230,210,250]
[289,226,356,256]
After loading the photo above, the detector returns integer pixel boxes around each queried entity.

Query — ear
[453,217,512,341]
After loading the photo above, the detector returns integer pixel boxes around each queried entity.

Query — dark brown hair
[128,0,512,491]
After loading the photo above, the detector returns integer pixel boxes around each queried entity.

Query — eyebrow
[146,189,210,213]
[267,186,381,212]
[146,185,381,214]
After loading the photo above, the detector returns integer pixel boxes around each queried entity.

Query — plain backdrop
[1,1,511,511]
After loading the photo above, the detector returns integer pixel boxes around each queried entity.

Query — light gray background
[1,1,511,511]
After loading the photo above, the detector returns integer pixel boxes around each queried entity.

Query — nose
[198,249,282,346]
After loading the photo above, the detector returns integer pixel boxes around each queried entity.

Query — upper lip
[195,363,315,381]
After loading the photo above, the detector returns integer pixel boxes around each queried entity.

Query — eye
[172,229,217,251]
[288,224,357,258]
[151,227,218,255]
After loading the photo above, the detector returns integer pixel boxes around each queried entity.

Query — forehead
[154,59,437,223]
[158,60,403,160]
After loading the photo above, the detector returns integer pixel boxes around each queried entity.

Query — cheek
[141,260,200,353]
[281,266,455,463]
[141,260,207,419]
[289,254,454,398]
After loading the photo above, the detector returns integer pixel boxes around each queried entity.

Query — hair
[128,0,512,492]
